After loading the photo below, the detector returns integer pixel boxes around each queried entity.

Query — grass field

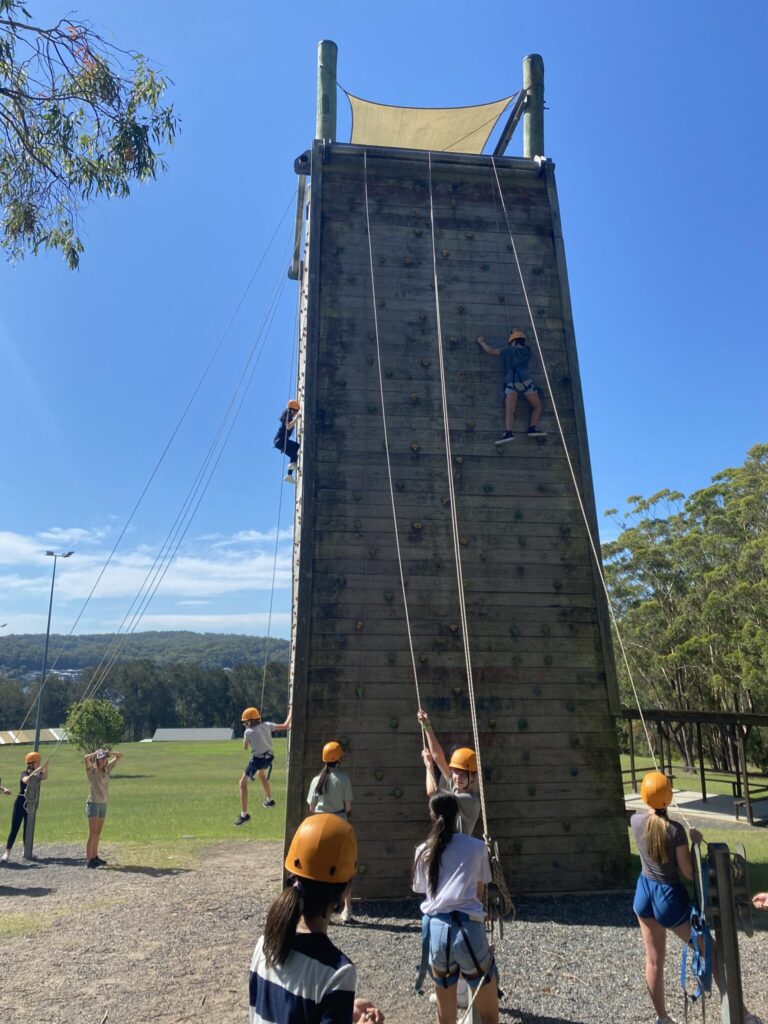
[2,741,767,896]
[0,739,288,848]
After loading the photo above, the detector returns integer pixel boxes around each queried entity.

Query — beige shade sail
[346,91,516,154]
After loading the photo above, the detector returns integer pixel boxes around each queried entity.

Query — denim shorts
[633,874,690,928]
[504,380,536,396]
[428,912,494,988]
[245,752,274,779]
[86,801,108,819]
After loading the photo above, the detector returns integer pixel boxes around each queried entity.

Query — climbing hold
[518,718,528,730]
[368,547,377,558]
[452,686,463,696]
[419,654,429,665]
[441,496,450,506]
[514,510,524,521]
[387,652,396,662]
[336,635,348,648]
[377,299,386,308]
[355,687,364,697]
[412,522,423,531]
[516,566,525,576]
[346,274,357,284]
[392,788,403,798]
[464,231,474,239]
[481,263,489,272]
[497,294,505,303]
[541,625,551,636]
[528,786,536,796]
[404,257,414,266]
[462,579,469,589]
[466,420,475,429]
[356,621,364,631]
[512,841,522,855]
[353,519,362,529]
[396,480,406,491]
[483,483,493,494]
[533,686,542,696]
[367,404,377,413]
[506,243,514,252]
[414,228,423,237]
[358,864,368,875]
[384,592,394,602]
[521,750,530,762]
[489,718,497,729]
[563,821,572,832]
[449,624,459,634]
[410,443,420,453]
[543,654,553,666]
[335,576,347,588]
[553,579,563,590]
[418,312,428,321]
[421,357,431,367]
[389,718,399,729]
[368,331,376,341]
[442,249,450,257]
[367,355,374,366]
[509,626,519,638]
[566,700,575,712]
[518,537,527,548]
[459,536,469,546]
[569,767,578,777]
[385,369,393,378]
[569,735,580,748]
[374,769,384,781]
[340,737,350,749]
[353,491,362,502]
[410,393,419,403]
[433,561,442,571]
[457,305,466,314]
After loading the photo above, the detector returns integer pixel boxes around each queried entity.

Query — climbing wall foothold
[449,624,459,634]
[419,654,429,665]
[541,625,551,636]
[356,621,364,631]
[421,358,431,367]
[452,686,463,696]
[528,786,536,796]
[483,483,493,494]
[543,655,553,666]
[389,718,399,729]
[392,788,403,799]
[410,443,420,453]
[466,420,475,429]
[374,770,384,781]
[488,718,497,729]
[355,687,364,697]
[352,492,362,502]
[517,718,528,730]
[387,652,396,663]
[368,547,377,559]
[412,522,423,531]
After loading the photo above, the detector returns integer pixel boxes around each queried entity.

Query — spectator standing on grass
[307,741,354,924]
[85,748,123,868]
[631,771,764,1024]
[2,752,48,863]
[248,813,384,1023]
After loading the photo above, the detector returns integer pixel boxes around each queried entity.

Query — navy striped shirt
[249,932,356,1023]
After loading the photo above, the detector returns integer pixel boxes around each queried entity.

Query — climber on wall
[475,330,545,444]
[274,399,301,483]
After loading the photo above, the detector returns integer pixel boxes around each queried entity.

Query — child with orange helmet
[274,400,301,484]
[307,741,354,922]
[234,705,291,826]
[631,772,765,1024]
[475,329,545,443]
[416,708,480,836]
[1,751,48,863]
[248,814,384,1023]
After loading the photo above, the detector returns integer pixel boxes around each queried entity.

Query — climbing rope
[488,156,692,826]
[362,150,423,713]
[426,152,489,838]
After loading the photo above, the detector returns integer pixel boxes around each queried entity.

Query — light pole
[25,550,73,860]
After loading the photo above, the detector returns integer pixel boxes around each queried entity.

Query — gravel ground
[1,840,766,1024]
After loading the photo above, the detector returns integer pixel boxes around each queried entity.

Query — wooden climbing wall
[285,142,631,897]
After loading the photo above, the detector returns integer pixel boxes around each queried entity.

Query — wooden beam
[492,91,527,157]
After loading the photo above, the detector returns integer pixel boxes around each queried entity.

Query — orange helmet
[449,747,477,773]
[24,752,41,765]
[641,771,672,809]
[322,741,343,764]
[508,329,526,342]
[241,707,260,723]
[285,813,358,883]
[287,400,301,411]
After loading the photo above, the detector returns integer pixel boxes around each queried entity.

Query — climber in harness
[274,399,301,483]
[417,708,481,836]
[475,330,545,444]
[413,792,499,1024]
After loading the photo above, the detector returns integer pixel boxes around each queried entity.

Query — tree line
[603,443,768,772]
[0,659,289,740]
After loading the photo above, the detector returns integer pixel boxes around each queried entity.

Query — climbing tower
[285,44,630,896]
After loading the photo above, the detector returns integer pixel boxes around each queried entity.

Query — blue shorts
[633,874,690,928]
[427,912,495,988]
[245,752,274,779]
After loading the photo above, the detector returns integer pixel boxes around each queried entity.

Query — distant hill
[0,631,290,677]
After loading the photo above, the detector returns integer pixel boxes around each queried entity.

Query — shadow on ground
[0,884,54,897]
[108,864,191,878]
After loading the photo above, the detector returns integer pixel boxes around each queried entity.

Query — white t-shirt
[245,723,276,757]
[412,832,491,921]
[307,769,353,814]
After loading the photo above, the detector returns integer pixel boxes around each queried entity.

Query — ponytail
[413,792,459,898]
[315,763,336,797]
[645,808,671,865]
[263,876,348,966]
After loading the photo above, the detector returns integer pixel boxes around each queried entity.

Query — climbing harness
[681,843,713,1020]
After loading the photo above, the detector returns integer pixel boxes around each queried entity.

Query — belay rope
[680,845,713,1021]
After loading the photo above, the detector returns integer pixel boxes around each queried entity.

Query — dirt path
[2,842,767,1024]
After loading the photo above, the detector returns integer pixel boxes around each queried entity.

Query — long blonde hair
[645,808,671,864]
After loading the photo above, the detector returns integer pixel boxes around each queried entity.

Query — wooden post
[628,719,637,792]
[316,39,337,142]
[710,843,745,1024]
[522,53,544,158]
[22,773,41,860]
[697,722,708,802]
[736,728,752,825]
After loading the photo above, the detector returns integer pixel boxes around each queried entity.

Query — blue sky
[1,0,766,638]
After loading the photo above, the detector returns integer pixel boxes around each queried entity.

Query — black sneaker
[233,813,251,827]
[86,858,99,868]
[94,856,108,866]
[263,799,276,808]
[527,425,546,436]
[495,431,515,445]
